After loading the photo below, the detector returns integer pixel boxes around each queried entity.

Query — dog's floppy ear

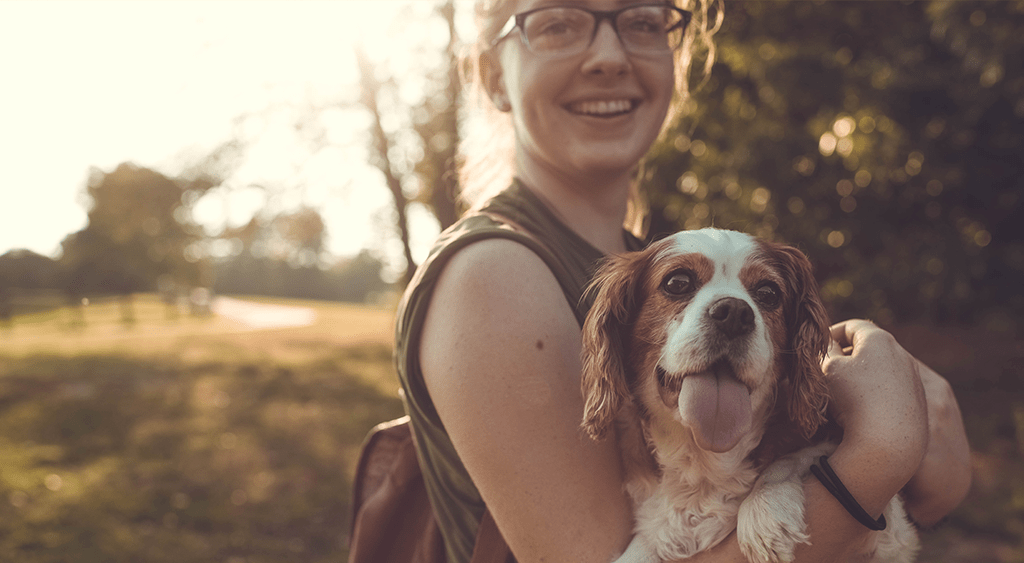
[580,251,646,441]
[771,243,831,439]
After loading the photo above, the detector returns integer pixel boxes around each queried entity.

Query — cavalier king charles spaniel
[581,228,918,563]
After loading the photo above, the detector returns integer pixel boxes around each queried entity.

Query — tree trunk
[356,47,417,287]
[431,0,461,230]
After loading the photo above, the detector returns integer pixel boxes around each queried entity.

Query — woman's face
[489,0,677,184]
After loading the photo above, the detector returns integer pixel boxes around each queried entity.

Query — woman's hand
[824,319,971,526]
[821,320,929,515]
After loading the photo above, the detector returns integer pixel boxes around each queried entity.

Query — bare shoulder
[423,237,577,356]
[433,237,563,304]
[421,236,578,392]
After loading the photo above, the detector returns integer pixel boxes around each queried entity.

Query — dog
[580,228,918,563]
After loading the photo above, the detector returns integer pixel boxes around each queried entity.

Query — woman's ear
[479,49,512,112]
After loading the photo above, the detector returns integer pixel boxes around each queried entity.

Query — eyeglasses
[492,3,691,57]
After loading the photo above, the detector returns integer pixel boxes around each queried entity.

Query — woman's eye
[622,15,661,34]
[527,12,587,37]
[538,21,570,36]
[661,271,694,296]
[753,282,781,308]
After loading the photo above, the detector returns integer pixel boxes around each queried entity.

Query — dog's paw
[613,533,661,563]
[870,497,921,563]
[737,459,811,563]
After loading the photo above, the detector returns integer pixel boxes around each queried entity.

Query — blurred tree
[0,249,62,289]
[176,2,461,286]
[0,249,63,324]
[0,287,8,325]
[412,0,462,231]
[219,216,264,261]
[272,206,327,268]
[60,163,215,315]
[212,250,389,304]
[211,208,389,303]
[355,45,417,287]
[643,0,1023,328]
[355,0,461,284]
[217,207,326,267]
[333,250,390,303]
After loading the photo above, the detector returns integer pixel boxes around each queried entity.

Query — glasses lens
[522,8,593,54]
[617,5,686,53]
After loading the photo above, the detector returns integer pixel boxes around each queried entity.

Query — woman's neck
[516,158,633,255]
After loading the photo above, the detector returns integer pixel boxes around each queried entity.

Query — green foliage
[271,207,327,266]
[60,163,214,297]
[0,250,64,322]
[644,0,1023,327]
[0,348,404,563]
[0,250,62,290]
[212,250,390,304]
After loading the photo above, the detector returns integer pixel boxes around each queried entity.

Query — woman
[394,1,972,561]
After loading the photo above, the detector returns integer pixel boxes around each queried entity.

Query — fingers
[825,319,871,362]
[829,319,882,350]
[824,336,845,360]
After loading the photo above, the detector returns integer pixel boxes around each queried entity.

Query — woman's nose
[581,21,631,76]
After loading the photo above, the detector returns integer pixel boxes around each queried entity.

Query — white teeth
[570,99,634,115]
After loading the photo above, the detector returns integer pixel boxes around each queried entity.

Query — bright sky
[0,0,455,268]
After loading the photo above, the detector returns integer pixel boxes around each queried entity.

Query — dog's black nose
[708,297,755,339]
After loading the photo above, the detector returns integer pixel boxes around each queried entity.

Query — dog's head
[581,228,830,454]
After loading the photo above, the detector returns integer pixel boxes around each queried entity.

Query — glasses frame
[491,3,692,56]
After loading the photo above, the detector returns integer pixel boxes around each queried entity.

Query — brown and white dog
[581,228,918,563]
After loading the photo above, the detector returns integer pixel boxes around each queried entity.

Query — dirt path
[210,297,317,329]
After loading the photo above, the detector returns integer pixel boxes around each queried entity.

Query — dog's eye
[662,271,695,296]
[753,282,781,309]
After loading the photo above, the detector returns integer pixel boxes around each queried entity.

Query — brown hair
[457,0,723,219]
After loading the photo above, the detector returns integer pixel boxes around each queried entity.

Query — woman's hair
[457,0,723,214]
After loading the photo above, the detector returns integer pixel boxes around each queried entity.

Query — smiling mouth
[567,99,638,117]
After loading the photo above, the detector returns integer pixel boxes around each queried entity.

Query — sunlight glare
[1,0,450,265]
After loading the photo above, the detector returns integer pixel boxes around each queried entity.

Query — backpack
[347,417,512,563]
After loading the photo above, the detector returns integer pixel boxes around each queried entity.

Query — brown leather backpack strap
[348,417,446,563]
[470,508,513,563]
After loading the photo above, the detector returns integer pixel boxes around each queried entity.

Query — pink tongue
[678,368,752,453]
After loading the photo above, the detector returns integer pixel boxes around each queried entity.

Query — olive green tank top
[394,180,644,563]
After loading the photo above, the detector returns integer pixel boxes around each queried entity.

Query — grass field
[0,295,404,563]
[0,295,1021,562]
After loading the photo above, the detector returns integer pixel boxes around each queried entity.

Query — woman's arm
[419,239,636,563]
[818,321,931,514]
[897,359,972,526]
